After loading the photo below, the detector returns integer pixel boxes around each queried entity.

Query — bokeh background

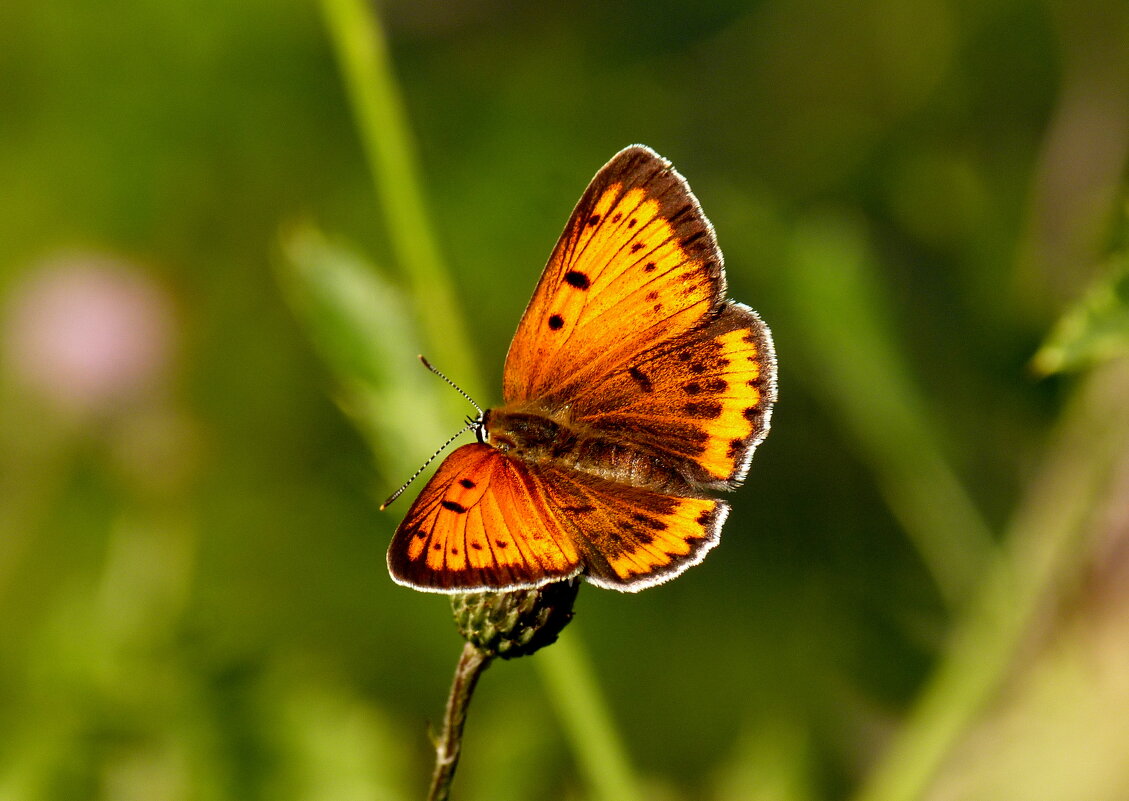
[3,1,1129,799]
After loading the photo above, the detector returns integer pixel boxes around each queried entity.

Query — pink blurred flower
[4,255,176,415]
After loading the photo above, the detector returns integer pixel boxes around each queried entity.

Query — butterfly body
[388,146,777,593]
[483,406,694,497]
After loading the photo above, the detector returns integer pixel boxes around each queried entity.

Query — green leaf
[277,222,448,481]
[1033,254,1129,375]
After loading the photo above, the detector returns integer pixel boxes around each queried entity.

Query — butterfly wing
[387,442,728,593]
[529,462,729,591]
[387,443,584,592]
[503,145,726,406]
[569,300,775,489]
[502,145,776,489]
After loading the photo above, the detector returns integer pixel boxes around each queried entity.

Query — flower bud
[451,579,580,659]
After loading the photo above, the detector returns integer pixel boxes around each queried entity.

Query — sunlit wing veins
[387,441,730,592]
[526,462,729,591]
[387,443,583,591]
[503,145,726,405]
[568,301,777,488]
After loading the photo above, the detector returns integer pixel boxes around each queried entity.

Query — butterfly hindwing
[528,463,729,591]
[567,301,776,488]
[503,145,726,406]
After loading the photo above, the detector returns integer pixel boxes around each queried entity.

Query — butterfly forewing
[503,145,726,406]
[388,443,584,591]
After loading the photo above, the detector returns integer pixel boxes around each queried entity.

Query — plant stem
[318,0,483,403]
[537,635,642,801]
[429,642,493,801]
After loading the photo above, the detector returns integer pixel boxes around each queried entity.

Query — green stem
[853,361,1129,801]
[319,0,483,402]
[429,643,493,801]
[536,635,642,801]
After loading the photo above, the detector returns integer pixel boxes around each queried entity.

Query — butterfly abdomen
[484,407,698,496]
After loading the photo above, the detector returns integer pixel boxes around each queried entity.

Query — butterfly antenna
[379,357,484,511]
[379,419,477,510]
[419,355,483,416]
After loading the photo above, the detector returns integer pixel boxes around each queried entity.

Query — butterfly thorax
[482,406,697,496]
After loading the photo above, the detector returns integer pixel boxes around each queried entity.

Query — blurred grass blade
[278,222,447,481]
[319,0,482,403]
[536,636,643,801]
[1033,253,1129,375]
[711,717,815,801]
[855,360,1129,801]
[783,212,996,607]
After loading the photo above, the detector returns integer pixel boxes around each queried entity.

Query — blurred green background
[3,0,1129,799]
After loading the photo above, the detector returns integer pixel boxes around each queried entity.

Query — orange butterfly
[387,145,776,593]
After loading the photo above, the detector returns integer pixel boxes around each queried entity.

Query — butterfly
[386,145,776,593]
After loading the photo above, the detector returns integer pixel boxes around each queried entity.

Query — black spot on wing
[696,507,718,527]
[628,366,653,393]
[629,528,654,546]
[631,512,668,531]
[564,270,591,289]
[684,401,723,419]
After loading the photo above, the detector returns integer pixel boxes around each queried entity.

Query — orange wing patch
[388,443,583,592]
[528,463,729,591]
[504,146,724,405]
[567,301,777,489]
